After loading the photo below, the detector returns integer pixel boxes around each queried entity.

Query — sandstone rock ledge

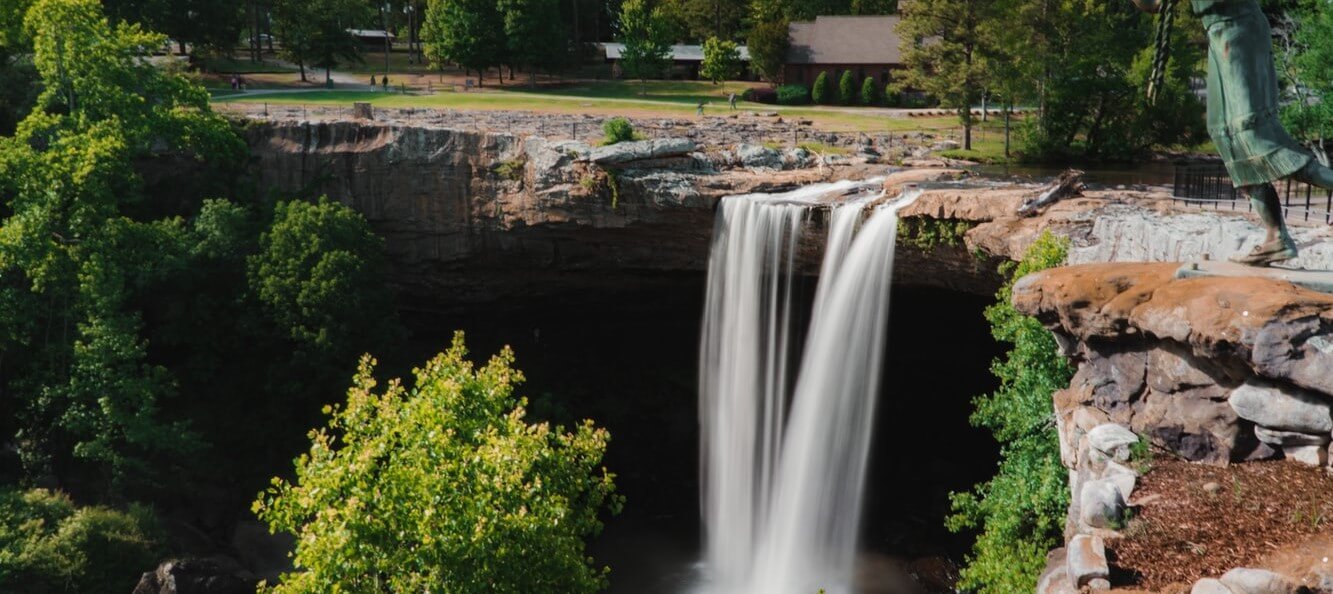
[1014,262,1333,593]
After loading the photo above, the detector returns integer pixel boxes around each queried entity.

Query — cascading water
[699,183,923,594]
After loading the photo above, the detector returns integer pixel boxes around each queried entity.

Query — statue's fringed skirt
[1201,0,1311,187]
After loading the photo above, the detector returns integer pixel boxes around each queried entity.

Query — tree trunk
[1004,102,1011,158]
[962,107,973,151]
[299,61,307,82]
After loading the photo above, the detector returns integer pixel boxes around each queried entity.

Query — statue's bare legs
[1231,161,1333,266]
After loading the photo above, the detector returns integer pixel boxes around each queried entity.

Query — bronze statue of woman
[1134,0,1333,266]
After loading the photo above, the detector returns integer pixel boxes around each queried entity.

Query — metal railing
[1172,162,1333,224]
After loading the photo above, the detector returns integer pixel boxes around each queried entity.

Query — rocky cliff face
[1013,262,1333,592]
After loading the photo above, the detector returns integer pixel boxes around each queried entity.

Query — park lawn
[203,56,296,74]
[340,51,434,74]
[512,79,767,105]
[213,88,966,133]
[937,119,1020,163]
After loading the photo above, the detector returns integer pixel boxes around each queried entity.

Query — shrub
[811,71,831,104]
[0,489,164,594]
[746,87,778,104]
[861,77,878,106]
[602,117,635,145]
[838,70,856,105]
[254,333,624,594]
[883,82,900,107]
[946,231,1073,594]
[776,84,810,105]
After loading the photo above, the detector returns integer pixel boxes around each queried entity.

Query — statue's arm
[1131,0,1162,13]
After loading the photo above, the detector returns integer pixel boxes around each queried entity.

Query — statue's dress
[1195,0,1312,187]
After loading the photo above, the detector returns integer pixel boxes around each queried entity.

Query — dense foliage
[254,334,623,594]
[745,18,789,83]
[700,36,742,84]
[837,70,855,105]
[777,84,810,105]
[811,71,831,104]
[0,488,163,594]
[616,0,674,87]
[946,232,1074,594]
[270,0,367,84]
[1277,0,1333,164]
[602,116,636,144]
[860,76,877,105]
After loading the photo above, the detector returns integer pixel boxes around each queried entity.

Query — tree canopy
[699,36,741,83]
[616,0,674,87]
[254,334,623,594]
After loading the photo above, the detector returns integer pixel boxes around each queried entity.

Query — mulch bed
[1109,457,1333,592]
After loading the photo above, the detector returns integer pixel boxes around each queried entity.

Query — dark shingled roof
[786,16,903,65]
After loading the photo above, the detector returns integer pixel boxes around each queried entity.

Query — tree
[811,70,830,103]
[498,0,567,85]
[101,0,245,54]
[1278,2,1333,164]
[946,232,1072,594]
[659,0,746,41]
[616,0,673,90]
[0,0,36,134]
[896,0,993,150]
[247,198,398,369]
[253,334,623,594]
[746,19,789,84]
[860,75,877,105]
[837,69,855,104]
[422,0,505,86]
[0,0,243,498]
[270,0,365,84]
[699,36,741,84]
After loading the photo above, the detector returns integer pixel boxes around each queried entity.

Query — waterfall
[699,183,922,594]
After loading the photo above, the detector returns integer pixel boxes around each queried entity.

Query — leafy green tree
[422,0,505,86]
[0,0,242,497]
[700,36,741,84]
[499,0,567,85]
[0,0,36,134]
[745,19,788,83]
[616,0,673,90]
[811,70,830,103]
[659,0,746,41]
[270,0,365,84]
[946,232,1072,594]
[1278,2,1333,164]
[837,69,855,104]
[247,198,398,368]
[0,488,164,594]
[254,334,623,594]
[860,75,877,105]
[896,0,994,149]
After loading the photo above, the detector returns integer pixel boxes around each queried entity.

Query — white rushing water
[699,184,923,594]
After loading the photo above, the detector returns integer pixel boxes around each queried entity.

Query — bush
[811,71,831,104]
[776,84,810,105]
[745,87,778,104]
[882,82,900,107]
[254,333,624,594]
[0,489,164,594]
[946,232,1073,594]
[838,70,856,105]
[860,77,878,105]
[602,117,635,145]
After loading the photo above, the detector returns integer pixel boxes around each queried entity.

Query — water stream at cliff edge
[699,183,924,594]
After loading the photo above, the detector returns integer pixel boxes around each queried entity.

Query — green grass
[212,87,967,133]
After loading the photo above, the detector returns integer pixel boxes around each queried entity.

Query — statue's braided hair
[1147,0,1179,105]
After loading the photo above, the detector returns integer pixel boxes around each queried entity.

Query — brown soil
[1109,457,1333,592]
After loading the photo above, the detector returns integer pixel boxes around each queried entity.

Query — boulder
[132,556,258,594]
[1066,534,1110,587]
[1219,568,1300,594]
[932,139,961,151]
[1079,478,1126,529]
[736,144,782,169]
[1131,387,1240,465]
[1283,444,1328,466]
[1253,426,1330,448]
[1101,460,1138,501]
[586,138,697,165]
[1193,578,1238,594]
[1037,548,1078,594]
[1229,380,1332,435]
[1088,423,1139,462]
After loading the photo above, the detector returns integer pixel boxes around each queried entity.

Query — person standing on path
[1133,0,1333,266]
[382,75,390,92]
[370,74,377,91]
[728,92,737,110]
[697,101,705,116]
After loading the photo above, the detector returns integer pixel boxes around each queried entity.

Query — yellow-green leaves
[255,333,622,594]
